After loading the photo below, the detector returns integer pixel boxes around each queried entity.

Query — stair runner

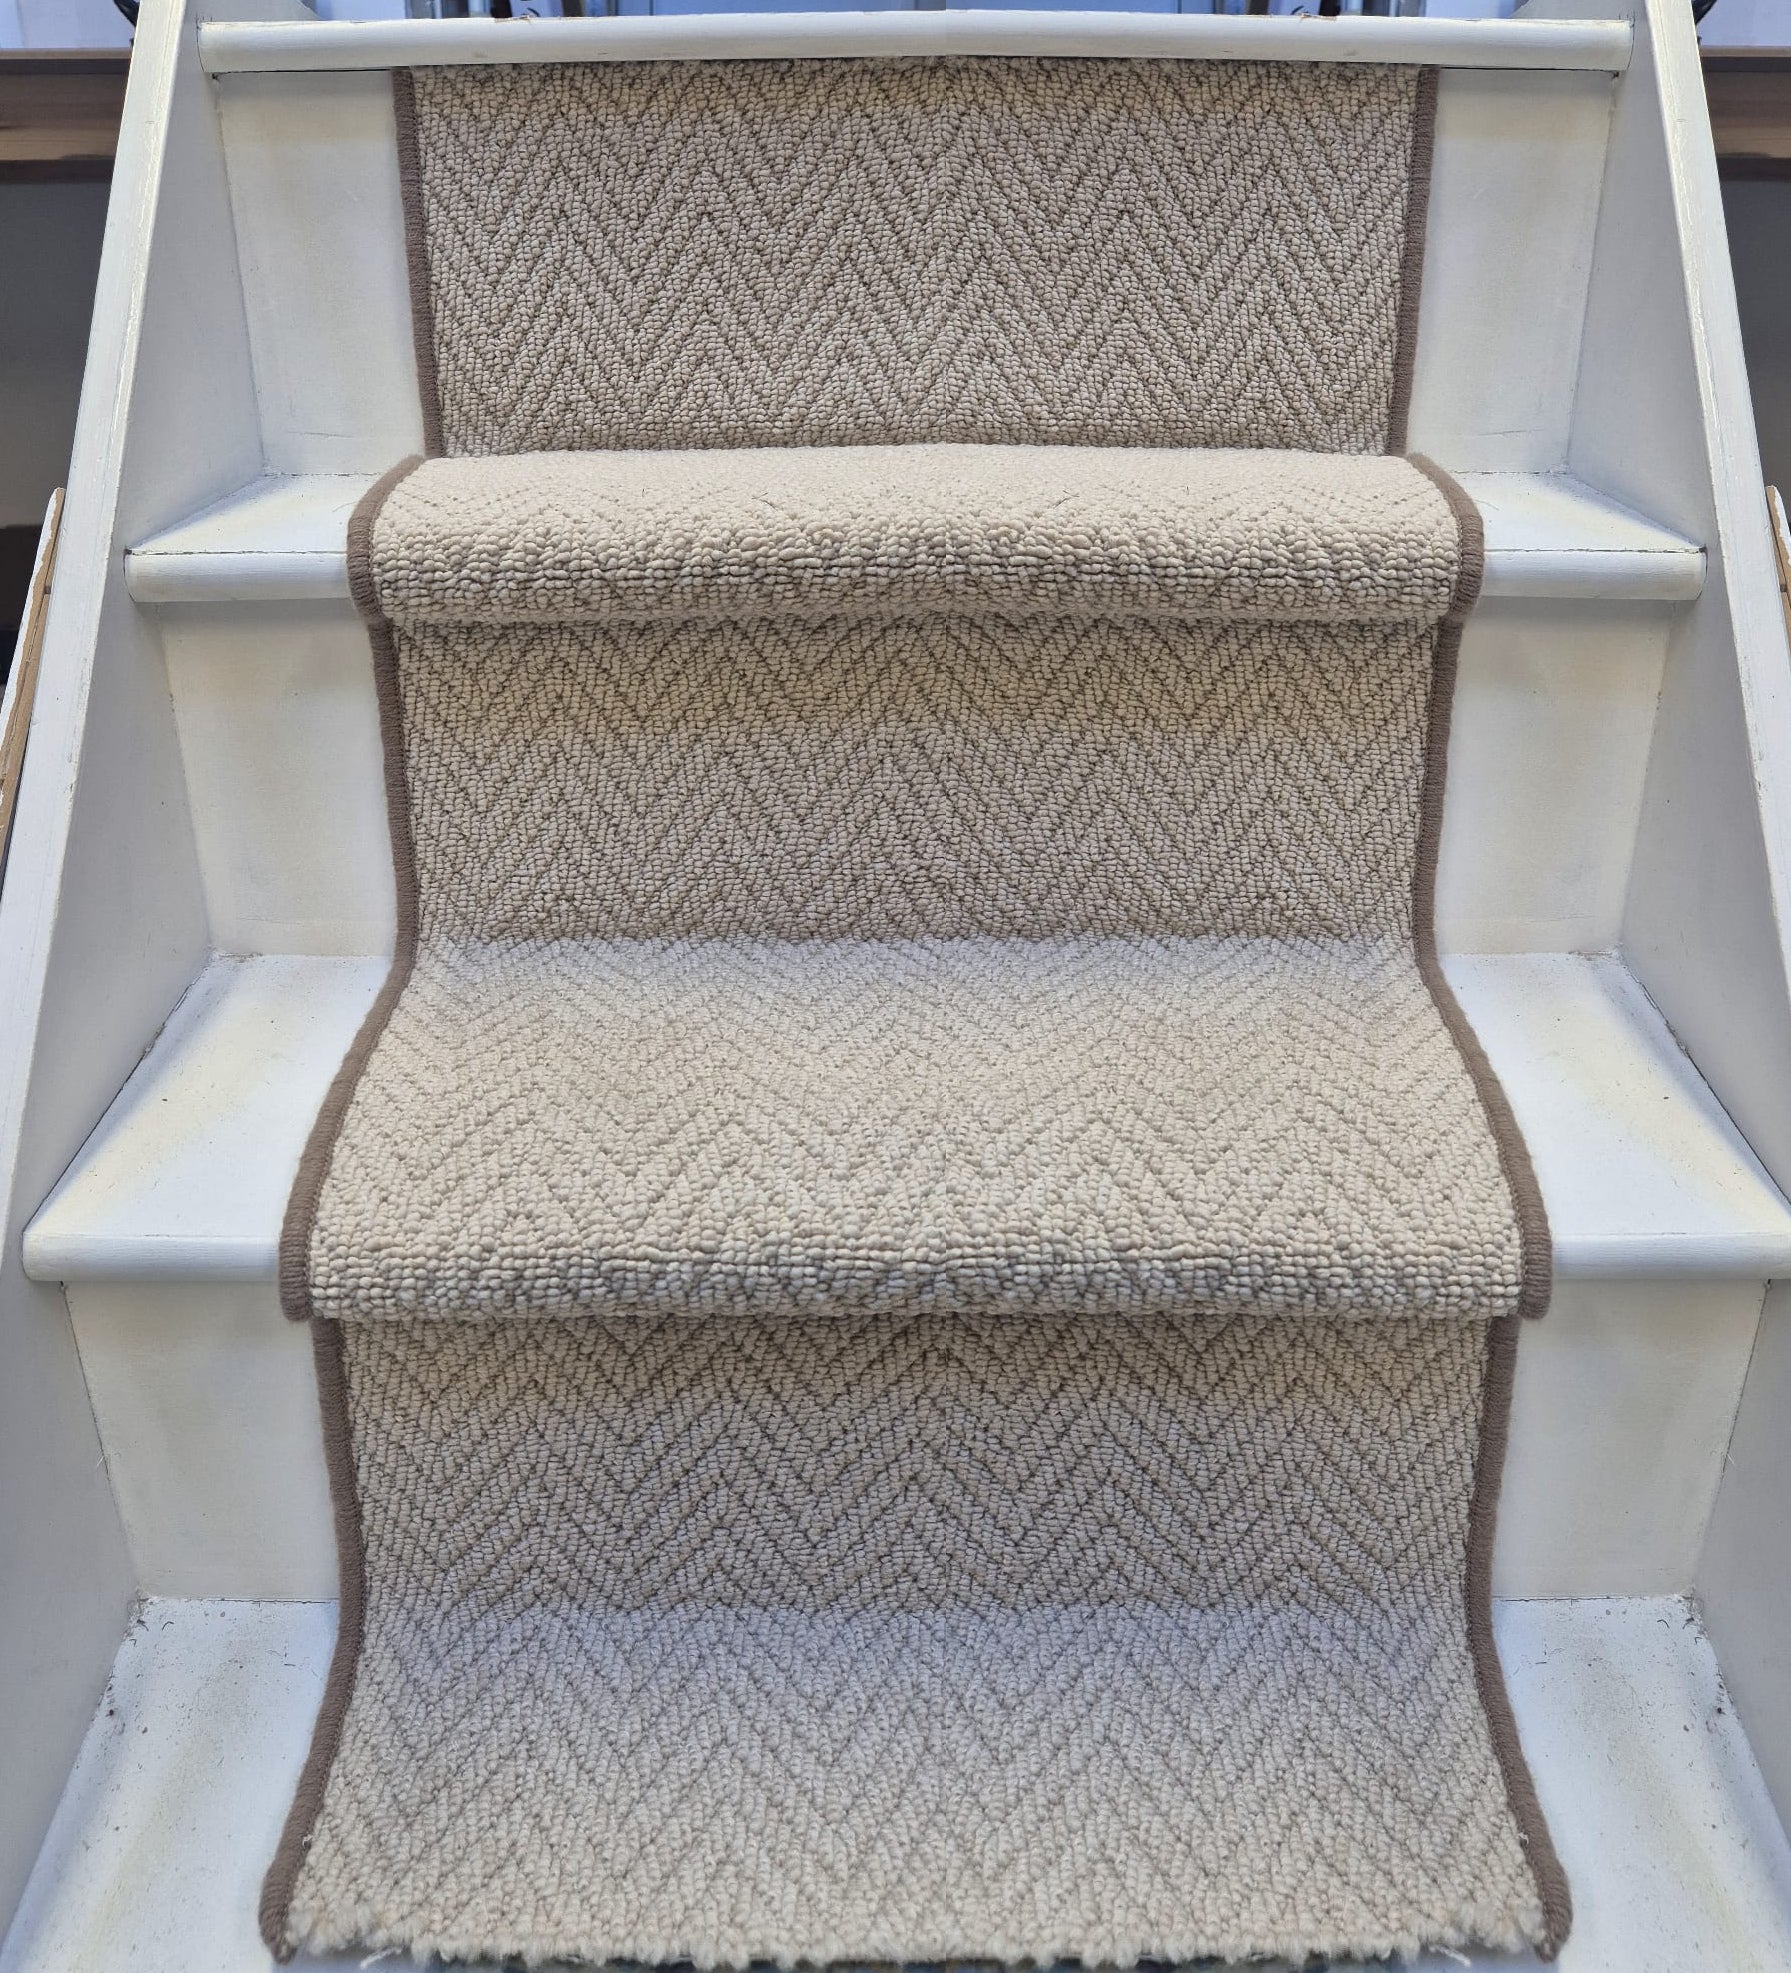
[262,55,1572,1967]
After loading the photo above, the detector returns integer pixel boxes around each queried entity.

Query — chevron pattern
[368,446,1463,629]
[394,611,1439,948]
[408,59,1423,457]
[305,578,1531,1320]
[309,934,1522,1322]
[269,52,1565,1972]
[288,1313,1544,1968]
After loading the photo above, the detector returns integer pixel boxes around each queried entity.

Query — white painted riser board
[7,1597,1791,1973]
[213,65,1616,477]
[198,12,1635,73]
[28,952,1791,1285]
[146,595,1673,958]
[50,1273,1767,1602]
[122,469,1708,606]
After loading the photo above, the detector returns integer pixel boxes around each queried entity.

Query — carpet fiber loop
[263,52,1571,1969]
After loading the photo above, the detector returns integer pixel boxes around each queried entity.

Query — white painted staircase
[6,0,1791,1966]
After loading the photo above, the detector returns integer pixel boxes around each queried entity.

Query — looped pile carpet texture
[263,52,1572,1971]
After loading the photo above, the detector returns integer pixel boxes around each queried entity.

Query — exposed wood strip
[1703,51,1791,180]
[0,489,65,874]
[0,53,129,183]
[1770,487,1791,649]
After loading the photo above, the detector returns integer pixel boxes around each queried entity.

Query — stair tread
[195,11,1635,79]
[22,948,1791,1287]
[3,1597,1785,1973]
[125,470,1706,608]
[363,447,1467,628]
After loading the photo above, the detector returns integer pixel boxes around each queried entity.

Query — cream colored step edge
[196,12,1632,78]
[123,470,1705,608]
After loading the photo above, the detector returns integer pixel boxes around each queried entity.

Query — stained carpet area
[264,53,1569,1970]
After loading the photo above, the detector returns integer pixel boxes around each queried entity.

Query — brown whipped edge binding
[1387,64,1439,458]
[1472,1318,1575,1958]
[256,1321,366,1960]
[1408,452,1571,1960]
[259,456,425,1960]
[392,70,445,458]
[1407,452,1553,1326]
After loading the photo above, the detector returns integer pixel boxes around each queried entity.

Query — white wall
[3,0,131,47]
[1699,0,1789,45]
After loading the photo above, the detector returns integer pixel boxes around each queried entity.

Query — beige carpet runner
[263,54,1571,1969]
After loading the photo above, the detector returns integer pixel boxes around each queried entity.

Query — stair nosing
[124,469,1707,610]
[198,13,1634,81]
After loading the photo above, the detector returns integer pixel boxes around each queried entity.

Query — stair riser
[153,596,1672,960]
[60,1276,1762,1604]
[214,65,1613,478]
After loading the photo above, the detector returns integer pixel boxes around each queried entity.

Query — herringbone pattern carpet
[264,52,1569,1972]
[406,59,1424,456]
[368,446,1463,627]
[284,1313,1541,1968]
[399,612,1437,945]
[309,940,1524,1326]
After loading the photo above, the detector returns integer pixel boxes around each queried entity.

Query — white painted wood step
[124,470,1705,607]
[21,948,1791,1287]
[196,11,1634,76]
[4,1596,1790,1973]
